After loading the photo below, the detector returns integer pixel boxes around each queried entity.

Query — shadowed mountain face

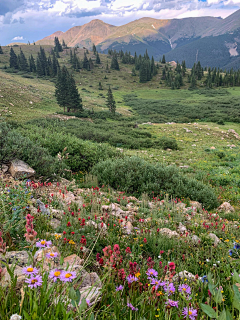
[36,10,240,69]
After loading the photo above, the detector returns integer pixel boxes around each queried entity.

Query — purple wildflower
[146,269,158,278]
[46,252,58,259]
[127,275,138,284]
[22,265,39,276]
[182,307,198,320]
[49,269,62,282]
[36,239,52,248]
[59,270,76,282]
[164,283,176,296]
[116,285,124,291]
[127,303,138,311]
[150,279,165,290]
[165,299,179,308]
[86,299,91,306]
[178,284,191,295]
[25,275,43,288]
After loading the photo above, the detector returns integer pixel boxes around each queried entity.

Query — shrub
[0,122,67,178]
[92,156,218,209]
[157,136,178,150]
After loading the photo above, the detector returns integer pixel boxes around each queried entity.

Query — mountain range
[35,9,240,69]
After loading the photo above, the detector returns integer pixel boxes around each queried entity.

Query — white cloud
[12,36,24,40]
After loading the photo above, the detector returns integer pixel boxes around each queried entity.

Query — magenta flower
[127,275,138,284]
[150,279,165,290]
[49,269,62,282]
[46,252,58,259]
[164,283,176,296]
[60,271,76,282]
[22,265,39,276]
[25,275,43,288]
[165,299,179,308]
[36,239,52,248]
[146,268,158,278]
[86,299,91,306]
[178,284,191,295]
[182,307,198,320]
[127,303,138,311]
[116,285,124,291]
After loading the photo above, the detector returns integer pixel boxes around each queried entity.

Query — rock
[98,222,107,232]
[159,228,179,238]
[62,254,84,269]
[51,208,64,219]
[2,164,8,173]
[176,203,186,210]
[173,270,197,282]
[0,251,28,267]
[36,199,50,215]
[210,146,215,150]
[179,165,189,169]
[208,233,221,246]
[184,128,192,133]
[9,159,35,179]
[123,221,133,234]
[178,222,187,234]
[101,205,109,212]
[190,201,202,210]
[34,246,61,270]
[79,286,102,305]
[86,220,98,228]
[228,129,240,140]
[192,235,201,244]
[218,202,235,213]
[1,265,25,289]
[50,218,61,229]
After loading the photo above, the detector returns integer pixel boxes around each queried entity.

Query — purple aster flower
[127,303,138,311]
[165,299,179,308]
[146,269,158,278]
[60,270,77,282]
[22,265,39,276]
[178,284,191,295]
[150,279,165,290]
[164,283,176,296]
[49,269,62,282]
[116,285,124,291]
[86,299,91,306]
[25,275,43,288]
[182,307,198,320]
[127,275,138,284]
[36,239,52,248]
[46,252,58,259]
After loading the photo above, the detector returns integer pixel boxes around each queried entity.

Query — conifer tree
[70,50,73,64]
[110,54,120,70]
[0,46,3,54]
[28,55,36,73]
[162,55,166,64]
[54,37,63,53]
[106,86,116,114]
[18,48,28,71]
[83,52,89,70]
[181,60,186,76]
[98,81,103,90]
[62,40,67,49]
[68,74,83,112]
[131,67,136,76]
[92,44,97,55]
[9,48,18,69]
[96,52,101,64]
[139,60,148,83]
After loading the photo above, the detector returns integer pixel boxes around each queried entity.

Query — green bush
[92,156,218,209]
[157,136,178,150]
[0,122,67,178]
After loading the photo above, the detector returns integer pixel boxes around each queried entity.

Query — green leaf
[207,272,214,285]
[200,303,217,319]
[76,289,81,305]
[89,314,95,320]
[218,309,226,320]
[233,284,240,301]
[214,288,223,304]
[79,298,87,312]
[226,309,233,320]
[69,286,77,301]
[208,283,217,296]
[233,271,240,284]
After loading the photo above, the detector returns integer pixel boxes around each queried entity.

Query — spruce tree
[0,46,3,54]
[29,55,36,73]
[162,55,166,64]
[181,60,186,76]
[139,60,148,83]
[83,52,89,70]
[54,37,63,53]
[62,40,67,49]
[9,48,18,69]
[96,52,101,64]
[106,86,116,114]
[92,44,97,55]
[68,74,83,112]
[110,55,120,70]
[18,49,28,71]
[132,67,136,76]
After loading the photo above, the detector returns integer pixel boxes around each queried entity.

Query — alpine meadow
[0,5,240,320]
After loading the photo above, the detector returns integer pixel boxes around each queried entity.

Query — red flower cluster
[24,214,37,243]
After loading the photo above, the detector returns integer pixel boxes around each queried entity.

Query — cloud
[12,36,24,40]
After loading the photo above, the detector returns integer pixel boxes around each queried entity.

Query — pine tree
[0,46,3,54]
[36,47,48,76]
[83,52,89,70]
[92,44,97,55]
[181,60,186,76]
[98,81,103,90]
[62,40,67,49]
[106,86,116,114]
[9,48,18,69]
[162,55,166,64]
[131,67,136,76]
[54,37,63,53]
[68,74,83,112]
[96,52,101,64]
[18,49,28,71]
[29,55,36,73]
[110,55,120,70]
[139,60,148,83]
[70,50,73,64]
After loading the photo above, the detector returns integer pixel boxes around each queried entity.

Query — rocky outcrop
[208,233,221,246]
[159,228,179,238]
[9,160,35,179]
[218,202,235,213]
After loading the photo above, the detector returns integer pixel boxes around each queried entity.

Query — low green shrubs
[157,136,178,150]
[92,156,219,209]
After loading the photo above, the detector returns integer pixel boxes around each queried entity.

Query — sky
[0,0,240,45]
